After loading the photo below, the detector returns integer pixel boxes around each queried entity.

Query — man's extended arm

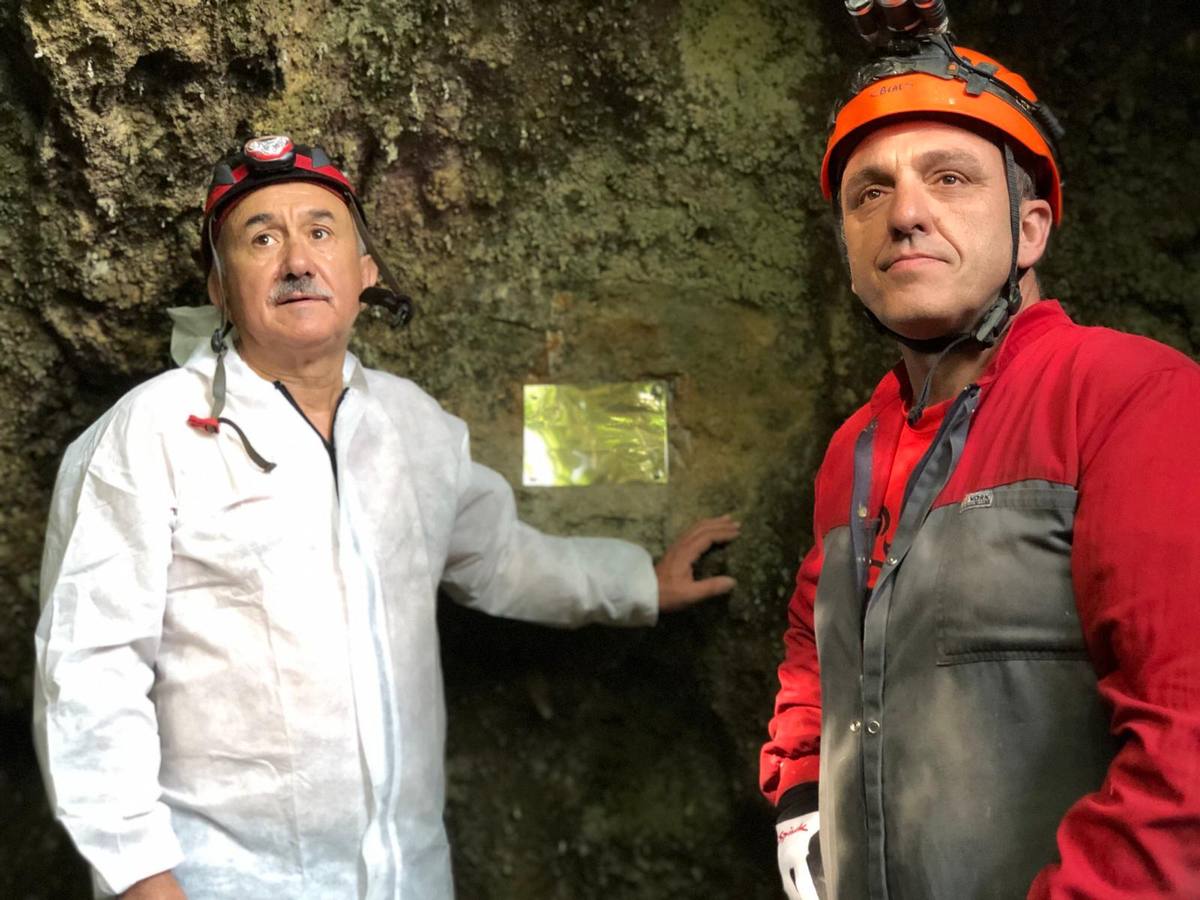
[440,425,734,626]
[1030,362,1200,898]
[33,415,184,896]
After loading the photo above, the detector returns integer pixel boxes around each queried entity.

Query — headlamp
[202,138,358,226]
[844,0,949,47]
[241,135,297,172]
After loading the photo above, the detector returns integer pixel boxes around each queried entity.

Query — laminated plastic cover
[522,382,669,487]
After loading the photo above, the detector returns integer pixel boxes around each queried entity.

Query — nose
[887,173,933,240]
[280,231,315,278]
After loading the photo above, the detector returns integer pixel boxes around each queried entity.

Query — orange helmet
[821,38,1064,223]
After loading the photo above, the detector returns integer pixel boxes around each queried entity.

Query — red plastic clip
[187,415,221,434]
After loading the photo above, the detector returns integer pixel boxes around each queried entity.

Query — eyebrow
[240,208,338,230]
[842,165,891,200]
[914,149,988,175]
[842,149,989,198]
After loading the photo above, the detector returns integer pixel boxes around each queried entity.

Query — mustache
[269,276,333,302]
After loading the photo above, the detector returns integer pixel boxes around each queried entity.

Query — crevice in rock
[124,48,209,102]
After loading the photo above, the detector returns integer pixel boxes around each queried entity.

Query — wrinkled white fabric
[34,329,657,899]
[165,305,235,368]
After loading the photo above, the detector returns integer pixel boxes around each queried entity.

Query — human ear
[359,253,379,291]
[1016,199,1053,269]
[206,266,224,310]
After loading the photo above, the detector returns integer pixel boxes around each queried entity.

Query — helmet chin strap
[974,142,1025,347]
[345,198,414,328]
[207,216,232,420]
[188,219,277,472]
[876,141,1025,425]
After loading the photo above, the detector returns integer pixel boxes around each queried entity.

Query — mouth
[275,294,329,306]
[881,254,944,272]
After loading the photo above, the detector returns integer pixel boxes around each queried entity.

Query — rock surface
[1,1,1196,897]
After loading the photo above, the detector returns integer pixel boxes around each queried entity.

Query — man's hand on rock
[655,514,740,612]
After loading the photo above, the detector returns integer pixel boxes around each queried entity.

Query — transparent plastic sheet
[522,382,669,487]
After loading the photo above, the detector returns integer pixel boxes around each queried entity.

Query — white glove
[776,810,824,900]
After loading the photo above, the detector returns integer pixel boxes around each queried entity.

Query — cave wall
[1,0,1196,897]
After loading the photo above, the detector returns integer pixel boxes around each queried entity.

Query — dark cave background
[0,1,1196,897]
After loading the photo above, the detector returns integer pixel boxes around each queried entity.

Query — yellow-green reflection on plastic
[523,382,669,487]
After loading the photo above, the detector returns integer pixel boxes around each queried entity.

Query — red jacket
[761,301,1200,898]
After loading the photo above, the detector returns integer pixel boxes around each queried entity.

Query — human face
[209,181,377,370]
[839,121,1044,341]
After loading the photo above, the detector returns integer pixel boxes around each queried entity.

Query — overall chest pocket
[933,481,1086,664]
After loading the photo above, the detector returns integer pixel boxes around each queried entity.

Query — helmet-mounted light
[201,137,359,243]
[845,0,949,46]
[242,135,296,170]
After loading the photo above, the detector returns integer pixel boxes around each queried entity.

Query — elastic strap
[906,332,970,425]
[862,307,962,354]
[198,222,276,473]
[971,142,1024,347]
[910,141,1024,422]
[186,414,277,473]
[207,218,234,418]
[347,199,403,298]
[215,417,277,472]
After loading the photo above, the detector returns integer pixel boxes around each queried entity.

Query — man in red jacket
[760,34,1200,900]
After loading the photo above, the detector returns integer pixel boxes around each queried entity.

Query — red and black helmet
[201,136,365,269]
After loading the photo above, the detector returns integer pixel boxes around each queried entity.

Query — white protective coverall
[33,309,658,899]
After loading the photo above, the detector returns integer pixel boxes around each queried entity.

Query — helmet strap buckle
[959,59,998,97]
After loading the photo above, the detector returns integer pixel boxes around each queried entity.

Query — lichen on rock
[1,0,1196,897]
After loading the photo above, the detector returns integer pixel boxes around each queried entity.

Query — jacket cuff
[67,803,184,896]
[627,543,660,626]
[583,538,658,626]
[777,782,819,823]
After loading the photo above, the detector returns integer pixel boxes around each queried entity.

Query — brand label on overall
[960,489,994,512]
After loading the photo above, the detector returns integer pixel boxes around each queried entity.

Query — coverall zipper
[853,382,981,900]
[274,382,349,484]
[276,380,405,892]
